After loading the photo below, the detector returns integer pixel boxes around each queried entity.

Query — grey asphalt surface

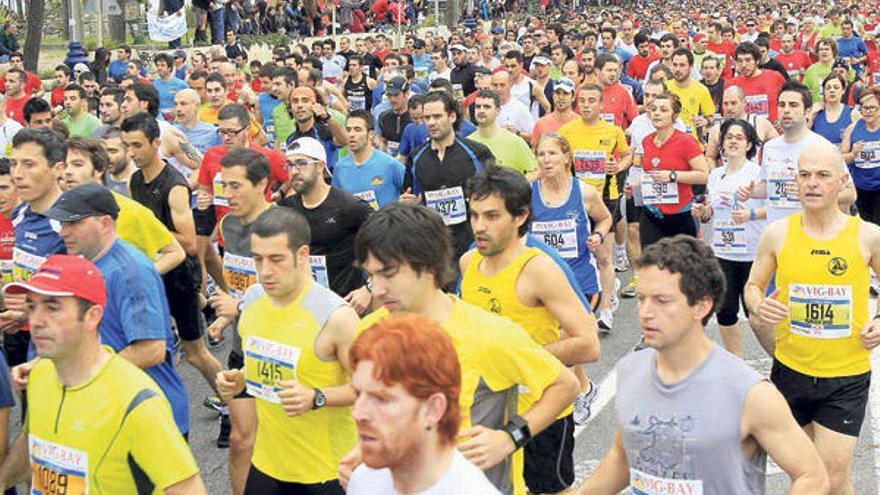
[6,269,879,494]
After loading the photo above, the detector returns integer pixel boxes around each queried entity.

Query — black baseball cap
[385,76,410,95]
[45,183,119,222]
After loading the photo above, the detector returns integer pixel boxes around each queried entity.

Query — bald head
[797,141,846,206]
[723,85,745,101]
[799,141,844,174]
[491,71,512,101]
[175,88,200,105]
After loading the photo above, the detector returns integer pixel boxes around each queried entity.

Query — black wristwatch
[503,415,532,450]
[669,171,678,182]
[313,388,327,409]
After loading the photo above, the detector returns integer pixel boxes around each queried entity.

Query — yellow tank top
[775,213,871,377]
[461,247,560,346]
[238,279,357,483]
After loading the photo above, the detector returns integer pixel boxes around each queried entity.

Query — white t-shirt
[759,130,849,223]
[347,449,502,495]
[497,99,535,134]
[510,76,539,120]
[0,118,22,157]
[430,68,452,82]
[707,161,766,261]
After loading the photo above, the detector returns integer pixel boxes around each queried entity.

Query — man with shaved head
[175,88,222,156]
[745,140,880,495]
[704,85,778,167]
[492,70,534,141]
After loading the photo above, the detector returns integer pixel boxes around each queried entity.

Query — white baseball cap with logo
[286,137,327,163]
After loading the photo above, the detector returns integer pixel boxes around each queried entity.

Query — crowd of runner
[0,0,874,493]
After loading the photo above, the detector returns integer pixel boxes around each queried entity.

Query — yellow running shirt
[238,280,357,484]
[26,348,199,494]
[774,213,871,377]
[112,191,175,262]
[558,118,629,199]
[358,297,565,495]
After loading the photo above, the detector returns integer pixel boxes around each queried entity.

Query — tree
[22,0,44,72]
[109,0,125,43]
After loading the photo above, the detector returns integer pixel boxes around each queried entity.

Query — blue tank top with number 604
[530,179,600,295]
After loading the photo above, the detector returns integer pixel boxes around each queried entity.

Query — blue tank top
[812,105,853,145]
[530,179,600,294]
[258,92,282,147]
[849,119,880,191]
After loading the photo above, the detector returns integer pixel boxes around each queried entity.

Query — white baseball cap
[286,137,326,163]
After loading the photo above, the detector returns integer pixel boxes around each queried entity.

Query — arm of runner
[744,222,787,325]
[118,339,167,369]
[164,126,203,171]
[154,238,186,275]
[0,433,29,490]
[585,185,613,252]
[528,256,601,366]
[743,382,829,494]
[165,474,209,495]
[860,223,880,349]
[575,430,631,495]
[840,123,859,163]
[168,185,198,255]
[704,125,721,169]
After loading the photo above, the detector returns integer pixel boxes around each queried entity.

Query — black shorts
[602,197,623,226]
[524,414,575,494]
[244,465,344,495]
[716,258,752,326]
[639,210,697,249]
[194,205,218,237]
[770,359,870,437]
[625,197,643,224]
[163,256,203,342]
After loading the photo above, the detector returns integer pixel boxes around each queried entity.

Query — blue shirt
[0,352,14,409]
[258,92,282,147]
[398,122,477,159]
[152,76,190,111]
[108,60,128,82]
[12,203,65,279]
[836,36,868,74]
[94,239,190,435]
[332,149,405,207]
[176,121,221,154]
[174,64,189,81]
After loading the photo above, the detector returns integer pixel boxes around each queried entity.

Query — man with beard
[281,87,347,172]
[726,42,786,123]
[279,137,373,313]
[93,87,125,139]
[346,314,502,494]
[101,128,136,196]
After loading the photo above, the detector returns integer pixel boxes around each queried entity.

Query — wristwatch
[313,388,327,409]
[503,415,532,450]
[669,171,678,182]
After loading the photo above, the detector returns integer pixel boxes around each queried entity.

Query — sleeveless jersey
[812,105,853,145]
[848,119,880,191]
[616,345,766,495]
[529,179,600,294]
[238,280,357,483]
[344,76,372,113]
[775,213,870,377]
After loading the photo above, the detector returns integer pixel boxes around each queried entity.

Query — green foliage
[239,33,291,49]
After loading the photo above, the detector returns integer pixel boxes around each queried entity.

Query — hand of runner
[731,208,750,224]
[736,181,755,202]
[605,156,619,174]
[197,190,213,211]
[276,380,316,417]
[209,291,240,320]
[587,233,603,252]
[647,170,671,183]
[344,286,372,315]
[11,358,37,392]
[458,425,516,470]
[756,288,788,325]
[207,315,230,342]
[399,187,420,203]
[338,445,363,490]
[859,318,880,349]
[624,183,633,199]
[852,141,864,157]
[216,369,245,402]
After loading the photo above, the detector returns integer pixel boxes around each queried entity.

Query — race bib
[387,140,400,157]
[310,255,329,287]
[872,72,880,86]
[223,252,256,298]
[744,94,770,118]
[349,95,366,111]
[452,83,464,100]
[630,468,703,495]
[353,189,379,210]
[573,150,607,183]
[213,172,228,207]
[854,141,880,169]
[266,124,276,148]
[531,219,578,259]
[711,219,747,255]
[600,113,615,124]
[767,165,798,209]
[12,247,45,282]
[0,259,11,284]
[788,284,852,339]
[425,187,466,225]
[640,173,679,205]
[244,336,300,403]
[29,435,88,495]
[414,66,429,79]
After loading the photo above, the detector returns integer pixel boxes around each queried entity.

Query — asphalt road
[7,268,880,494]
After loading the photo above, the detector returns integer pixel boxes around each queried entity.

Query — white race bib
[213,172,227,207]
[766,161,799,209]
[425,187,466,225]
[244,336,300,403]
[29,435,89,495]
[223,252,257,298]
[12,247,46,282]
[531,219,578,258]
[630,468,703,495]
[310,255,329,287]
[640,173,679,205]
[788,284,852,339]
[573,150,607,183]
[600,113,615,124]
[711,219,747,255]
[854,141,880,169]
[353,189,379,210]
[387,140,400,157]
[744,94,770,118]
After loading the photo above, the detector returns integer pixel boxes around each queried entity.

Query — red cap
[693,33,706,43]
[4,255,107,308]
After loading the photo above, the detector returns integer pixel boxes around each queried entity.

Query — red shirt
[707,40,736,78]
[5,94,28,125]
[725,70,786,122]
[0,215,13,284]
[868,51,880,88]
[50,86,65,108]
[774,50,812,81]
[198,143,289,220]
[627,53,660,81]
[641,129,702,215]
[602,83,638,129]
[797,33,819,63]
[0,71,42,96]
